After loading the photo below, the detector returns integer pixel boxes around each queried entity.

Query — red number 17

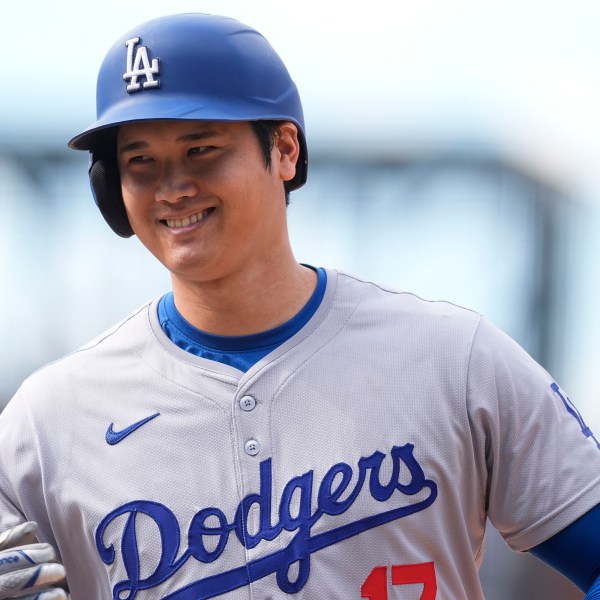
[361,562,437,599]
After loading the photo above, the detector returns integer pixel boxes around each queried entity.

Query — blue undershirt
[529,501,600,593]
[158,265,600,593]
[158,267,326,372]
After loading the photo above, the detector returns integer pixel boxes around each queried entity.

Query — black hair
[250,120,292,205]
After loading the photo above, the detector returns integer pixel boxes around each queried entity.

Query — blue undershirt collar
[158,266,326,372]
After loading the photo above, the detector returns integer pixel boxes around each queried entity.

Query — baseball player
[1,12,600,600]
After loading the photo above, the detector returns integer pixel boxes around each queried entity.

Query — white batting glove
[0,521,68,599]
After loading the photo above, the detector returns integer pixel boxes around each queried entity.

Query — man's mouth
[163,208,215,229]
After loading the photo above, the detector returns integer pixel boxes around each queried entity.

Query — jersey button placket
[239,395,256,412]
[244,439,261,456]
[235,387,272,589]
[238,394,262,457]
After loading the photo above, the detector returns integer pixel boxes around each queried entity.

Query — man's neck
[170,261,318,336]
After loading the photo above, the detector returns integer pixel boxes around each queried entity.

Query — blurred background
[2,0,599,597]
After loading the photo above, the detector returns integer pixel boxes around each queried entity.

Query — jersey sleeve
[0,385,41,532]
[466,317,600,552]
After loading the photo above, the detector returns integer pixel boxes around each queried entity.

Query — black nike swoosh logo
[106,412,160,445]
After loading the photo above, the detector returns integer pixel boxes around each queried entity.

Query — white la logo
[123,37,160,93]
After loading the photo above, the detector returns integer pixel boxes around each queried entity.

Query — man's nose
[155,161,199,203]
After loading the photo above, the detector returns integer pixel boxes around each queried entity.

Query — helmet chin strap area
[89,154,133,238]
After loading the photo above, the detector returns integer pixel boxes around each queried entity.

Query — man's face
[117,120,298,286]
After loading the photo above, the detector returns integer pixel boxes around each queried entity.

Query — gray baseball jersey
[1,269,600,599]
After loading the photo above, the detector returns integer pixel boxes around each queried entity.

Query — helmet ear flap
[89,153,134,238]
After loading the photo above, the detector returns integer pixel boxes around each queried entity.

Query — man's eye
[188,146,211,156]
[130,155,152,163]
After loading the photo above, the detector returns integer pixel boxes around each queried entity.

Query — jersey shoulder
[333,269,483,335]
[10,299,157,409]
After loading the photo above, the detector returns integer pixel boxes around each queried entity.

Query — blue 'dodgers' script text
[96,443,437,599]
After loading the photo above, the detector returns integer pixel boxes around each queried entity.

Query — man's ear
[274,122,300,183]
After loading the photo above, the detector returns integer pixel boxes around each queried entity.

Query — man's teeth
[166,210,210,228]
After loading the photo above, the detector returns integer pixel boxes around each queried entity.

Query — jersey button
[245,439,260,456]
[239,395,256,412]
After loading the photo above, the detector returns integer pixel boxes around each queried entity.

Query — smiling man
[116,119,314,337]
[1,12,600,600]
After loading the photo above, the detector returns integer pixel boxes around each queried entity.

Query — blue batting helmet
[68,13,308,237]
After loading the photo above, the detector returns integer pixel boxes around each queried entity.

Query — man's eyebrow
[118,140,149,155]
[176,130,220,143]
[118,130,221,155]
